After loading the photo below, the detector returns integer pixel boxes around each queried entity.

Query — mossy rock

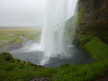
[77,34,108,60]
[0,52,14,61]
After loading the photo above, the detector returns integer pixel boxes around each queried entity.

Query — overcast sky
[0,0,46,27]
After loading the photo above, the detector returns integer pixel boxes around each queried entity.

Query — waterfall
[40,0,78,65]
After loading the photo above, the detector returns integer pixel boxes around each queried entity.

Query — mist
[0,0,46,27]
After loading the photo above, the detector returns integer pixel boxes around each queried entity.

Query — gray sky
[0,0,46,27]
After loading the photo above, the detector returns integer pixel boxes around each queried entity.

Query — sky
[0,0,46,27]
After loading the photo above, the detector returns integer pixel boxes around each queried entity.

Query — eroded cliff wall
[76,0,108,60]
[77,0,108,43]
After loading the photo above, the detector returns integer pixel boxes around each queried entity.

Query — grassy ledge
[77,34,108,60]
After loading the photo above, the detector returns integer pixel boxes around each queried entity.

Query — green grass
[0,27,42,47]
[0,36,108,81]
[0,52,48,81]
[0,30,41,41]
[78,34,108,60]
[0,34,22,47]
[0,53,108,81]
[83,37,108,60]
[51,60,108,81]
[0,27,42,39]
[0,28,108,81]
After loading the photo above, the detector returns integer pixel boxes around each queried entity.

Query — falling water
[40,0,78,65]
[9,0,93,67]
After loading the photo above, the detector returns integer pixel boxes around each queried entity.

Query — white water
[40,0,78,65]
[9,0,78,66]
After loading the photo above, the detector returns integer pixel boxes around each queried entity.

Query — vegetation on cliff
[75,0,108,80]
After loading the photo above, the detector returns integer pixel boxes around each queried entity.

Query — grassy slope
[77,34,108,60]
[0,36,108,81]
[0,27,108,81]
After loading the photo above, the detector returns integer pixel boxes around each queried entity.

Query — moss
[77,34,108,60]
[0,31,108,81]
[0,52,48,81]
[0,50,108,81]
[51,58,108,81]
[77,8,85,24]
[0,52,14,61]
[83,37,108,60]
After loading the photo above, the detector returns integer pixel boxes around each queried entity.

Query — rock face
[78,0,108,23]
[77,0,108,42]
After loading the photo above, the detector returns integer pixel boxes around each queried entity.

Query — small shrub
[0,52,14,61]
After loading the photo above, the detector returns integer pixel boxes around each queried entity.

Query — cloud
[0,0,46,27]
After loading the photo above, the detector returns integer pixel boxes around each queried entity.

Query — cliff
[75,0,108,65]
[75,1,108,80]
[77,0,108,43]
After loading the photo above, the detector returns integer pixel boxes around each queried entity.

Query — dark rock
[77,0,108,39]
